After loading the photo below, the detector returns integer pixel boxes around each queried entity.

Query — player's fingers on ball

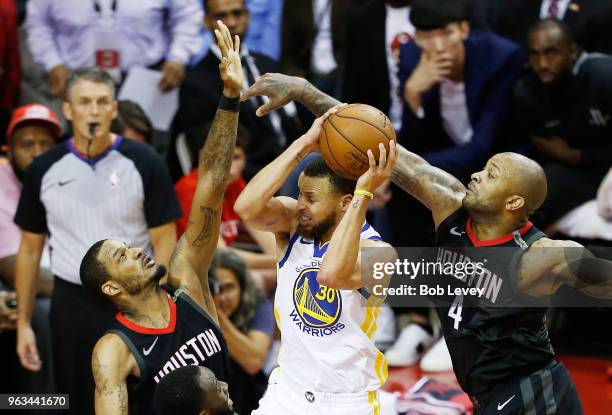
[367,149,376,168]
[388,141,398,168]
[378,143,387,168]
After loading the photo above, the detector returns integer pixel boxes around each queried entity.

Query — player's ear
[340,194,353,211]
[505,195,525,212]
[101,280,121,297]
[459,21,470,40]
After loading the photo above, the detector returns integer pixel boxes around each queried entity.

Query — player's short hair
[65,67,116,101]
[303,156,356,196]
[411,0,468,31]
[154,366,205,415]
[111,100,154,143]
[80,239,111,299]
[203,0,245,13]
[528,18,575,47]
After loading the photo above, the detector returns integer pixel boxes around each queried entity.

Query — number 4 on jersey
[448,294,463,330]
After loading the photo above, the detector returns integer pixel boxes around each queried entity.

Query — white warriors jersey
[274,222,389,393]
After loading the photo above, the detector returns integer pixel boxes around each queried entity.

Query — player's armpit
[391,144,465,228]
[92,334,138,415]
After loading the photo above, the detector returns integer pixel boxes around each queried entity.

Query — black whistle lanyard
[93,0,118,17]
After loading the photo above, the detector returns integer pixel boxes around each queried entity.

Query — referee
[14,68,181,414]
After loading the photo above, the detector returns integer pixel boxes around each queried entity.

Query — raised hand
[356,141,398,194]
[241,73,303,116]
[298,103,348,154]
[214,20,244,97]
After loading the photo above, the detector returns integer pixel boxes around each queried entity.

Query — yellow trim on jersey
[374,351,388,386]
[367,391,380,415]
[273,306,281,327]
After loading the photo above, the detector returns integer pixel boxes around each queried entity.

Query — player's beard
[297,211,336,241]
[123,265,167,295]
[148,264,167,284]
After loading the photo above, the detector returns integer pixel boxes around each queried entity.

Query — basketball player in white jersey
[234,110,397,415]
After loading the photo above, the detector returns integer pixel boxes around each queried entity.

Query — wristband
[354,189,374,199]
[219,94,240,112]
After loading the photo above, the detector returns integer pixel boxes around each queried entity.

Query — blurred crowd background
[2,0,612,413]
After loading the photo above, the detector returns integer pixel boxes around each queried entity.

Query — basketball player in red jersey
[78,21,242,414]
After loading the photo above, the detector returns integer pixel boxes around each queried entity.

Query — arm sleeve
[166,0,204,65]
[422,47,525,178]
[24,0,64,71]
[14,161,48,234]
[249,297,275,338]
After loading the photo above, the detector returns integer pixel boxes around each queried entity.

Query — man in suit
[172,0,299,180]
[281,0,368,99]
[491,0,612,54]
[399,0,524,182]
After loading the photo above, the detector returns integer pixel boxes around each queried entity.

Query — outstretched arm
[241,73,339,117]
[391,146,466,228]
[167,21,243,322]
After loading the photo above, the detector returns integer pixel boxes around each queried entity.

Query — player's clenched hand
[241,73,302,117]
[298,103,348,154]
[214,20,243,97]
[356,140,398,194]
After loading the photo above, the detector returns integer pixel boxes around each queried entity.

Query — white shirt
[25,0,204,71]
[539,0,572,19]
[385,5,415,130]
[274,224,387,392]
[440,80,473,146]
[310,0,337,76]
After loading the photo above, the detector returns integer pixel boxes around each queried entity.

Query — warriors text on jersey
[274,222,388,393]
[434,208,554,402]
[108,288,229,414]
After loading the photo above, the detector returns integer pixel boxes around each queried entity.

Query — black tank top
[433,208,554,402]
[108,287,229,415]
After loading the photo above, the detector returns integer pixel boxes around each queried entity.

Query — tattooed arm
[166,21,242,322]
[235,106,341,242]
[92,334,138,415]
[392,145,466,228]
[241,73,340,117]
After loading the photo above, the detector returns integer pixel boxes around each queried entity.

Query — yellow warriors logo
[292,268,342,329]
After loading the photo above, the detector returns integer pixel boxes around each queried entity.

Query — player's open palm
[214,20,243,96]
[356,140,397,194]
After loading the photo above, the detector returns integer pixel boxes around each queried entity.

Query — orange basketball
[319,104,395,180]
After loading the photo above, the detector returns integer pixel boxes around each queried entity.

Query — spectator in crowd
[154,365,236,415]
[172,0,299,180]
[513,19,612,230]
[212,249,274,415]
[24,0,204,99]
[14,68,181,414]
[399,0,524,182]
[194,0,283,63]
[343,0,415,131]
[0,0,21,144]
[0,103,60,395]
[282,0,368,100]
[110,100,154,145]
[383,0,524,370]
[490,0,612,54]
[175,123,277,293]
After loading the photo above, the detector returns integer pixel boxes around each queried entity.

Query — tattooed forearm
[192,206,217,248]
[299,80,340,117]
[198,108,239,188]
[391,145,465,209]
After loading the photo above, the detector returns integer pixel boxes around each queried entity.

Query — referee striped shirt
[14,136,182,285]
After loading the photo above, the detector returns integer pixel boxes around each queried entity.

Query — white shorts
[252,368,382,415]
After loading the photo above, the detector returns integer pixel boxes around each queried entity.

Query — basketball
[319,104,396,180]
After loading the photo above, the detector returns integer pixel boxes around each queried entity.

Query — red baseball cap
[7,103,62,140]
